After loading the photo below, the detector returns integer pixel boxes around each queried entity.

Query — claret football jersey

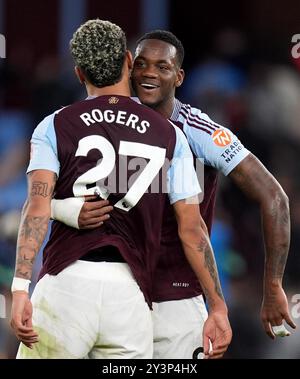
[152,99,250,302]
[27,95,201,306]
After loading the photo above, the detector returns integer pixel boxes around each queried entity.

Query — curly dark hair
[70,19,127,88]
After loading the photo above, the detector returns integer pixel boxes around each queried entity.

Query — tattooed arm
[15,170,56,280]
[173,199,232,359]
[229,153,296,338]
[11,169,56,348]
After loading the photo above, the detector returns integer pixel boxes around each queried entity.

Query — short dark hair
[70,19,127,88]
[136,30,184,67]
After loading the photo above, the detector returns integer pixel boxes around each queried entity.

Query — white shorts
[17,261,153,359]
[153,295,208,359]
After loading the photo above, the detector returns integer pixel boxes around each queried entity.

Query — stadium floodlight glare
[0,34,5,58]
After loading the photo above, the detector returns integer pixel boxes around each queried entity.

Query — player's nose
[141,66,159,78]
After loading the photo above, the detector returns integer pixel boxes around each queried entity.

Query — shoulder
[177,102,240,148]
[177,103,222,137]
[174,102,250,173]
[34,109,62,136]
[134,101,175,133]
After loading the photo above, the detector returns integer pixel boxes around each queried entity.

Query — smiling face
[131,39,184,117]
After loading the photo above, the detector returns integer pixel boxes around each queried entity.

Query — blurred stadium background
[0,0,300,359]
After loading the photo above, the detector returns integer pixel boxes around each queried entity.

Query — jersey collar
[170,98,183,121]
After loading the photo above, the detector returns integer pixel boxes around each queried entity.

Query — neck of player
[86,56,132,98]
[86,79,131,98]
[151,97,175,119]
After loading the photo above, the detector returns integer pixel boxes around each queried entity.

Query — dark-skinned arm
[51,196,113,229]
[229,153,296,338]
[173,198,232,359]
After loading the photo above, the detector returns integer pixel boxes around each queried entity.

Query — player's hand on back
[11,292,39,349]
[261,284,296,339]
[78,196,114,230]
[203,310,232,359]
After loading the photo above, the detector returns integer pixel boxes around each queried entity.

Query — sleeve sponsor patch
[212,129,232,147]
[220,140,245,164]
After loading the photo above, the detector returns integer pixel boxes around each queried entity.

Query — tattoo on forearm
[267,248,287,280]
[280,207,290,228]
[276,251,287,278]
[15,215,49,280]
[20,215,48,245]
[197,235,224,302]
[231,154,290,283]
[265,197,290,280]
[201,284,214,308]
[31,181,49,198]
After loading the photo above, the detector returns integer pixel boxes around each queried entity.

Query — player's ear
[175,68,185,88]
[75,66,85,84]
[126,50,133,71]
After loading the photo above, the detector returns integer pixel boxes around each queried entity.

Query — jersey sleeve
[167,123,202,205]
[27,112,60,176]
[181,108,250,176]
